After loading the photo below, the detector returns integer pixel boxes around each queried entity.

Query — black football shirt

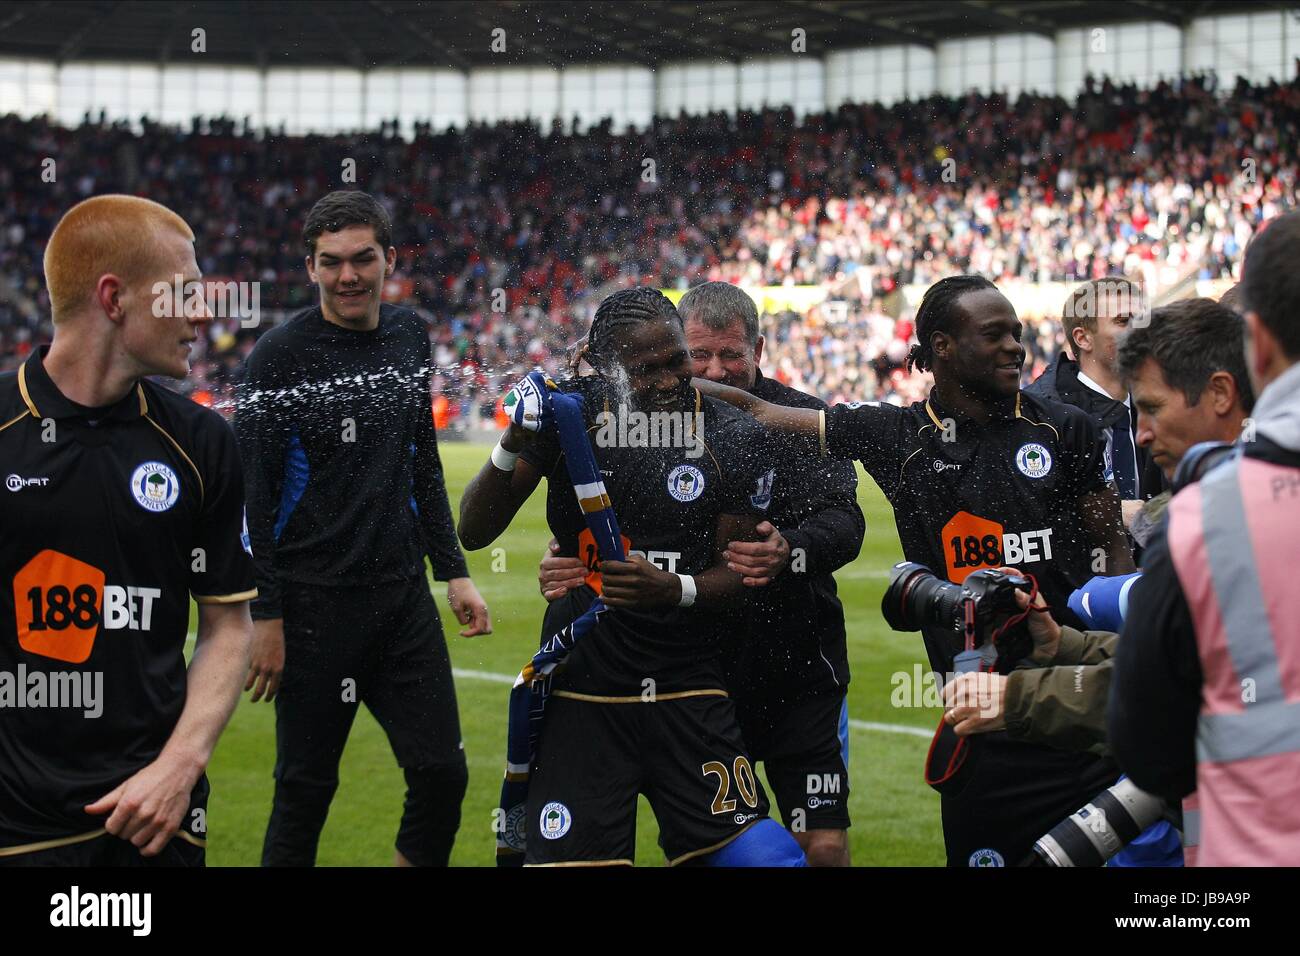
[0,347,256,851]
[720,370,863,719]
[521,376,773,696]
[824,389,1111,675]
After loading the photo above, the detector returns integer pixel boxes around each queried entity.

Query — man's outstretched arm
[1079,487,1137,575]
[691,378,822,440]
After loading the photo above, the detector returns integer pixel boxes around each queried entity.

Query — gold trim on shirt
[0,409,31,434]
[194,589,259,604]
[1012,393,1061,440]
[0,827,107,858]
[16,363,39,417]
[0,827,207,858]
[524,858,635,867]
[143,414,205,507]
[551,688,728,704]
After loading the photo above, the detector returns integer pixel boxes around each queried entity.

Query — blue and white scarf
[496,372,626,864]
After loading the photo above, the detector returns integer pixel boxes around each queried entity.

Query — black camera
[881,562,1035,672]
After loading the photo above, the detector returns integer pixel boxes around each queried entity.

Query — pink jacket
[1166,364,1300,866]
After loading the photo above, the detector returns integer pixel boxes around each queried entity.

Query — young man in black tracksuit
[235,191,490,867]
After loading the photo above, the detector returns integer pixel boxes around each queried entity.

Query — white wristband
[491,439,520,472]
[676,573,697,608]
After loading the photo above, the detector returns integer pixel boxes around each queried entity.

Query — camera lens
[1031,778,1166,867]
[881,562,964,632]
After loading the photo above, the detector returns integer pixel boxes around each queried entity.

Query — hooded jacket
[1109,360,1300,802]
[1008,365,1300,764]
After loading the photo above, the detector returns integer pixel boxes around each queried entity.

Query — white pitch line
[453,667,515,685]
[186,639,934,742]
[848,719,933,740]
[450,668,934,740]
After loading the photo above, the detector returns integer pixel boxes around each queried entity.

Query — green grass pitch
[200,443,946,866]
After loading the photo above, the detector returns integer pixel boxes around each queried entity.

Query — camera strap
[925,576,1049,793]
[990,571,1050,670]
[963,597,977,652]
[924,667,996,793]
[926,597,986,793]
[924,719,975,792]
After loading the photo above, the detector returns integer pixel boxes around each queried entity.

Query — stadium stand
[2,72,1295,419]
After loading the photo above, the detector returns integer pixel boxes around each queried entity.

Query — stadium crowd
[1,71,1296,418]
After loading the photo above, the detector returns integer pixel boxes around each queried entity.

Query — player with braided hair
[568,286,684,375]
[459,287,804,867]
[905,274,1001,373]
[696,274,1136,867]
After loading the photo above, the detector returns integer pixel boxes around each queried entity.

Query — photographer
[1109,212,1300,867]
[1119,295,1255,553]
[941,572,1186,868]
[949,295,1261,754]
[941,580,1115,755]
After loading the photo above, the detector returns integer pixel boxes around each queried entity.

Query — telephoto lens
[1028,778,1167,866]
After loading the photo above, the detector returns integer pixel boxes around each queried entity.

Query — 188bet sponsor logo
[942,511,1054,583]
[13,549,161,664]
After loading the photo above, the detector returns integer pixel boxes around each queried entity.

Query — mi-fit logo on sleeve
[6,474,49,492]
[50,886,151,936]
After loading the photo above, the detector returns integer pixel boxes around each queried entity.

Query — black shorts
[0,832,204,867]
[739,692,851,831]
[274,575,465,788]
[524,691,769,866]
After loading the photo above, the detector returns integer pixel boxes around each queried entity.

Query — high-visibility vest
[1181,791,1199,866]
[1167,454,1300,866]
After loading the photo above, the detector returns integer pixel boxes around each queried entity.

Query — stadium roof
[0,0,1294,70]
